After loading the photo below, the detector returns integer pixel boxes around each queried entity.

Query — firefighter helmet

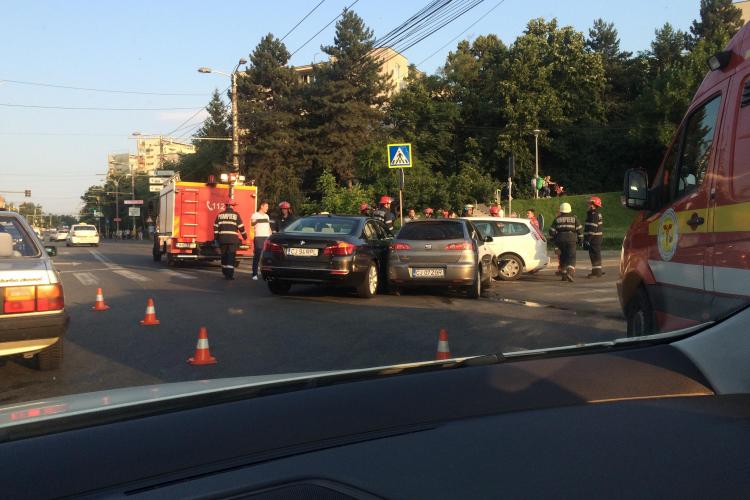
[279,201,291,209]
[379,195,393,205]
[464,204,474,210]
[589,196,602,208]
[359,202,370,212]
[424,207,434,214]
[559,202,572,214]
[489,205,500,215]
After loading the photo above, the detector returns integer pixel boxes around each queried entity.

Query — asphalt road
[0,241,625,404]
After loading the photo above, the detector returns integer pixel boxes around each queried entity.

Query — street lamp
[533,129,541,199]
[198,57,247,198]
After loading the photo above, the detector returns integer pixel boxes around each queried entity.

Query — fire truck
[152,175,257,265]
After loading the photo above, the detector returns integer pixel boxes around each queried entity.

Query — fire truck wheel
[626,286,656,337]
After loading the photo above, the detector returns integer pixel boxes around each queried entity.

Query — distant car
[261,215,392,298]
[0,211,67,370]
[54,227,69,242]
[48,229,58,242]
[388,219,496,298]
[66,224,100,247]
[462,217,549,281]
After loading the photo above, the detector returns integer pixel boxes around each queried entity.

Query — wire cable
[0,78,208,96]
[290,0,361,58]
[281,0,327,41]
[0,103,203,111]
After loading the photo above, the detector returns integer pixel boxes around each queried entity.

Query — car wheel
[497,254,523,281]
[35,339,63,371]
[626,286,656,337]
[467,268,481,299]
[268,279,292,295]
[357,261,378,298]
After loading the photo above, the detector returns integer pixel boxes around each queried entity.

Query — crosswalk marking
[584,297,618,303]
[89,249,150,283]
[73,272,98,286]
[113,269,150,282]
[158,269,197,280]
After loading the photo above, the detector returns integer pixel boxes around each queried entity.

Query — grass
[510,192,636,249]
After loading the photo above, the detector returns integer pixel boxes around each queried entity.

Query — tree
[303,9,390,186]
[239,34,304,205]
[690,0,743,50]
[177,89,231,182]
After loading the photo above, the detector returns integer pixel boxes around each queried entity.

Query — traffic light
[24,190,31,197]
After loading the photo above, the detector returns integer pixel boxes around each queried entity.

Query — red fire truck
[152,176,258,265]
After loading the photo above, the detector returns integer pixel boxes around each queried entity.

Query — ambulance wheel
[626,287,656,337]
[268,279,292,295]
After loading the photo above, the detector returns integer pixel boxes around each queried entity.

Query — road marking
[89,249,114,266]
[60,267,112,274]
[158,269,197,280]
[584,297,618,303]
[113,269,150,282]
[54,262,81,266]
[73,272,98,286]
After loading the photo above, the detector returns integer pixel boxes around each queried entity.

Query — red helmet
[225,199,237,206]
[589,196,602,208]
[424,207,434,214]
[442,210,449,217]
[359,202,369,211]
[489,205,500,215]
[279,201,291,209]
[379,195,393,205]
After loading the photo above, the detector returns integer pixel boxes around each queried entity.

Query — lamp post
[533,129,541,199]
[198,57,247,198]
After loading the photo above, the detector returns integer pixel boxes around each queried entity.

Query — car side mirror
[484,235,494,243]
[45,246,57,257]
[622,168,648,210]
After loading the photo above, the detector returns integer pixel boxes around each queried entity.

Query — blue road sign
[388,143,412,169]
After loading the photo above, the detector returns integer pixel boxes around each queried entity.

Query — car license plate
[412,268,444,278]
[287,247,318,257]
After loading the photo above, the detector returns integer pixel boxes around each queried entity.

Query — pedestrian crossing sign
[388,143,412,169]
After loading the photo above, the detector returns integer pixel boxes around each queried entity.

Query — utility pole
[533,129,541,199]
[113,178,120,236]
[131,164,136,235]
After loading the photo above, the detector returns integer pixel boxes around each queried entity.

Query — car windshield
[285,217,359,235]
[1,0,746,427]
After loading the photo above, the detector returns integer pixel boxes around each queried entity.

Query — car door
[646,90,726,327]
[466,221,493,277]
[360,220,389,277]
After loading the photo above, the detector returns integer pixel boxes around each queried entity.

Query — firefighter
[489,205,502,217]
[213,199,247,280]
[549,202,582,282]
[373,196,396,231]
[423,207,434,219]
[359,203,370,216]
[462,204,474,217]
[276,201,297,232]
[584,196,604,278]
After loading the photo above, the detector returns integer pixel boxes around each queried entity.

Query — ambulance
[619,24,750,336]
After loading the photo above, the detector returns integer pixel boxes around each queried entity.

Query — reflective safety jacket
[584,208,603,242]
[549,214,583,243]
[213,208,247,244]
[373,208,395,230]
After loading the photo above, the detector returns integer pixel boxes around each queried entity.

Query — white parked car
[66,224,100,247]
[462,217,549,281]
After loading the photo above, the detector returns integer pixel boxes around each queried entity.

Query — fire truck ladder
[180,188,199,239]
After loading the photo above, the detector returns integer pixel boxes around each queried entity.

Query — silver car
[387,219,496,298]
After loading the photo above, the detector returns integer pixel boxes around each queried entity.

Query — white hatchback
[66,224,100,247]
[462,217,549,280]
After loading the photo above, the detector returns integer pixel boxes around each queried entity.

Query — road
[0,241,625,404]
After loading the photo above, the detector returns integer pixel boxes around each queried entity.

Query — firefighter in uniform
[359,203,371,216]
[489,205,502,217]
[549,202,582,282]
[373,196,396,231]
[423,207,434,219]
[584,196,604,278]
[213,200,247,280]
[276,201,297,232]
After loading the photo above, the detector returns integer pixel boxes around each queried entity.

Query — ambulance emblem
[657,208,679,261]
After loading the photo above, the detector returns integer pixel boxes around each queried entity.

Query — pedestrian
[275,201,298,232]
[548,202,582,282]
[462,204,474,217]
[373,196,396,231]
[555,184,565,197]
[405,208,419,223]
[423,207,434,219]
[359,202,370,216]
[441,209,449,218]
[449,210,458,219]
[489,205,502,217]
[526,209,540,229]
[542,176,552,198]
[250,201,272,281]
[536,176,545,196]
[510,212,518,218]
[584,196,604,278]
[213,199,248,280]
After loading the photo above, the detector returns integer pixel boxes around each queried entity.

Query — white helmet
[559,202,572,214]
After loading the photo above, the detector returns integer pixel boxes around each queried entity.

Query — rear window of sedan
[0,217,40,257]
[397,221,465,240]
[73,225,97,231]
[285,217,359,235]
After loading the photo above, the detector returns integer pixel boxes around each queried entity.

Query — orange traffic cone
[139,298,160,325]
[188,327,217,365]
[436,328,451,360]
[92,288,110,311]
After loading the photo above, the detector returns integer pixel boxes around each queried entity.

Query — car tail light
[390,242,412,251]
[4,286,36,313]
[36,284,64,311]
[263,240,283,253]
[444,242,472,251]
[324,242,356,256]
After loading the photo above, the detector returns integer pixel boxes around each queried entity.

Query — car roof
[462,217,531,225]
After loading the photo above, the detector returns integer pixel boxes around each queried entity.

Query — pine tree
[176,89,230,181]
[690,0,743,50]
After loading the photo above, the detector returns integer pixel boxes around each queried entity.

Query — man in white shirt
[250,201,272,280]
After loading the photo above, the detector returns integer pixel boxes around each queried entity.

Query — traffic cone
[139,298,160,325]
[92,288,110,311]
[436,328,451,360]
[188,327,217,365]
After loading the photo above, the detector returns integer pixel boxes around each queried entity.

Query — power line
[290,0,361,58]
[0,78,209,96]
[281,0,327,41]
[417,0,506,67]
[0,103,203,111]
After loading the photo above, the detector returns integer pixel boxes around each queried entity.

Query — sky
[0,0,700,214]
